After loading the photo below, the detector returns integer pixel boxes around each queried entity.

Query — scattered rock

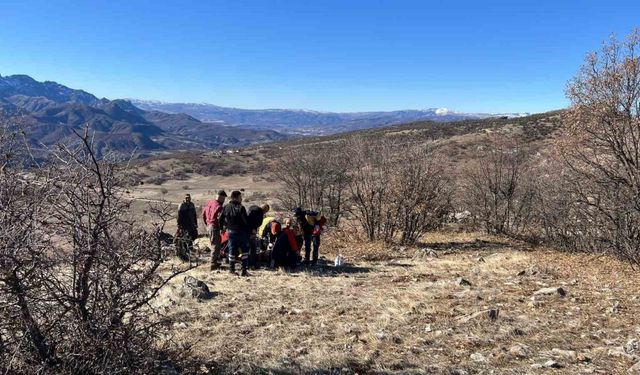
[470,352,487,363]
[457,277,472,287]
[543,360,564,368]
[182,276,213,299]
[424,324,433,333]
[609,301,622,314]
[517,270,526,276]
[533,287,566,297]
[552,348,577,363]
[193,237,211,252]
[172,322,187,329]
[509,344,531,359]
[627,339,640,354]
[454,210,471,221]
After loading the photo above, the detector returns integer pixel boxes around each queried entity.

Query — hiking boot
[210,263,220,271]
[241,269,250,277]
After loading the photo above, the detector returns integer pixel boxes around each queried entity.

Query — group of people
[176,190,326,276]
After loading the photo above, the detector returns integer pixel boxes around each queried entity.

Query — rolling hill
[0,74,288,156]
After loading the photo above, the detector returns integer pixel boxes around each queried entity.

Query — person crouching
[271,218,301,270]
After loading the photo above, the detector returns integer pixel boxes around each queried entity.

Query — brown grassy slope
[157,231,640,374]
[126,111,564,205]
[260,111,563,155]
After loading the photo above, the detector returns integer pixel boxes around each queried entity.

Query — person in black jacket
[177,194,198,239]
[294,207,316,265]
[175,194,198,262]
[247,204,269,269]
[220,191,250,276]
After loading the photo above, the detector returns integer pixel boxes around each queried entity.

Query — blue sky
[0,1,639,113]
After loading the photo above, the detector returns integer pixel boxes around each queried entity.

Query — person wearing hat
[202,190,227,270]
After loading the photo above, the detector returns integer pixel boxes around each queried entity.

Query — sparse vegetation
[0,123,190,374]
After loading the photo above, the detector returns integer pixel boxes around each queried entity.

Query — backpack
[247,205,265,230]
[305,210,320,225]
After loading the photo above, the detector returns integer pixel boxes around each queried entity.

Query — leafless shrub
[346,137,452,244]
[0,121,191,373]
[560,29,640,264]
[272,145,349,225]
[461,135,538,238]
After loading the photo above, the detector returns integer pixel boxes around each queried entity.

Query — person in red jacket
[271,218,300,269]
[202,190,227,270]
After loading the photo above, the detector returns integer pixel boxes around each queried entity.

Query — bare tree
[344,136,393,241]
[562,29,640,264]
[345,136,452,244]
[462,135,537,237]
[272,145,349,225]
[392,149,453,244]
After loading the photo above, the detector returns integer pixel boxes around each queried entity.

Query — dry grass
[154,232,640,374]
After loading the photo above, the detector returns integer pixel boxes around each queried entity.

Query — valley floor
[157,233,640,374]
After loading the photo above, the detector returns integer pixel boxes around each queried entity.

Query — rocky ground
[156,232,640,374]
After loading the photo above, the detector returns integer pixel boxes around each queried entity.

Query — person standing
[247,204,270,269]
[220,191,250,276]
[177,194,198,240]
[176,194,198,261]
[202,190,227,271]
[311,216,327,265]
[294,207,315,265]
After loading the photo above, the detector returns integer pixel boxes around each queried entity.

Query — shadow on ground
[418,238,511,252]
[292,260,374,277]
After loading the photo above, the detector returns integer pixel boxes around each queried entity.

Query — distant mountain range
[0,74,286,156]
[0,73,531,156]
[130,99,530,135]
